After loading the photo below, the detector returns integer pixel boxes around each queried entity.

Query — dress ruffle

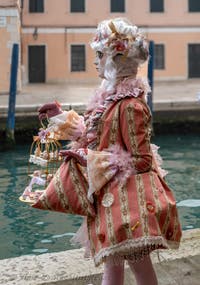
[93,235,179,267]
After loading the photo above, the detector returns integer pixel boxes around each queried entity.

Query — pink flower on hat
[115,40,126,52]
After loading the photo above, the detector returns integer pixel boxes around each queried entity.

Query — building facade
[9,0,200,86]
[0,0,21,93]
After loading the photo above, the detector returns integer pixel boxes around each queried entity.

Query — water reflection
[153,134,200,231]
[0,146,83,259]
[0,134,200,259]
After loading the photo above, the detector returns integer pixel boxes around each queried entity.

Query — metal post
[6,43,19,146]
[147,40,154,114]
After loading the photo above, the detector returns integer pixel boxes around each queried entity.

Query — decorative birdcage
[19,125,62,204]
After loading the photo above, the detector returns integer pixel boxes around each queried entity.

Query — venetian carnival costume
[33,18,182,269]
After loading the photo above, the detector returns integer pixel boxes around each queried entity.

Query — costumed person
[34,18,182,285]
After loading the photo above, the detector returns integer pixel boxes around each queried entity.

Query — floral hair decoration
[91,18,148,62]
[107,21,133,59]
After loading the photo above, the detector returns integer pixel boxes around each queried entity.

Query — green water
[0,134,199,260]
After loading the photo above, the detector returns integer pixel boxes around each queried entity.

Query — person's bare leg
[128,255,158,285]
[101,259,124,285]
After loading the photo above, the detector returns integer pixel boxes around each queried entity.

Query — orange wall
[150,31,200,79]
[21,0,200,83]
[22,32,97,82]
[0,27,10,93]
[22,28,200,83]
[0,7,21,93]
[22,0,200,27]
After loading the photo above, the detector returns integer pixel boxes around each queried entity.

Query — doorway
[28,45,46,83]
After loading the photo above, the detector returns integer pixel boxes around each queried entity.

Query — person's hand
[59,149,88,166]
[38,101,63,121]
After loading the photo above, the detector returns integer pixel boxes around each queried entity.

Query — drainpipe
[6,43,19,147]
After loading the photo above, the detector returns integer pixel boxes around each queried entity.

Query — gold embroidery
[171,210,180,241]
[109,104,120,145]
[118,184,132,238]
[54,168,73,212]
[40,192,52,210]
[95,202,102,251]
[141,105,151,152]
[135,174,149,236]
[104,186,117,245]
[70,160,89,212]
[149,172,162,234]
[161,191,172,236]
[126,104,139,159]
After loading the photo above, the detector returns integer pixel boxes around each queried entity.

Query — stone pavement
[0,229,199,285]
[0,79,200,116]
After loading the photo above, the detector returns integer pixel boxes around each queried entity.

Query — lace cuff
[87,145,136,203]
[87,149,118,202]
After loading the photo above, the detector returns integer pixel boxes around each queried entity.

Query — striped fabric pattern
[87,97,182,266]
[32,159,96,217]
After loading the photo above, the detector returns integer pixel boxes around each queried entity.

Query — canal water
[0,134,199,260]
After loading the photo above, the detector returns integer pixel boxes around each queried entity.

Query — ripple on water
[41,239,53,244]
[177,199,200,207]
[36,222,44,225]
[32,248,48,254]
[52,233,75,239]
[185,225,194,229]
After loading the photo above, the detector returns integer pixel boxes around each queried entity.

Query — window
[188,0,200,12]
[150,0,164,12]
[71,45,85,72]
[188,44,200,78]
[111,0,125,12]
[29,0,44,13]
[70,0,85,12]
[154,44,165,69]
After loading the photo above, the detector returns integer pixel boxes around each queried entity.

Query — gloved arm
[59,148,88,167]
[38,101,63,120]
[38,101,85,141]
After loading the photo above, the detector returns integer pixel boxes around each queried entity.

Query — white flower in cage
[41,151,49,160]
[29,155,35,163]
[29,155,48,166]
[40,138,48,144]
[49,152,56,159]
[38,157,48,167]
